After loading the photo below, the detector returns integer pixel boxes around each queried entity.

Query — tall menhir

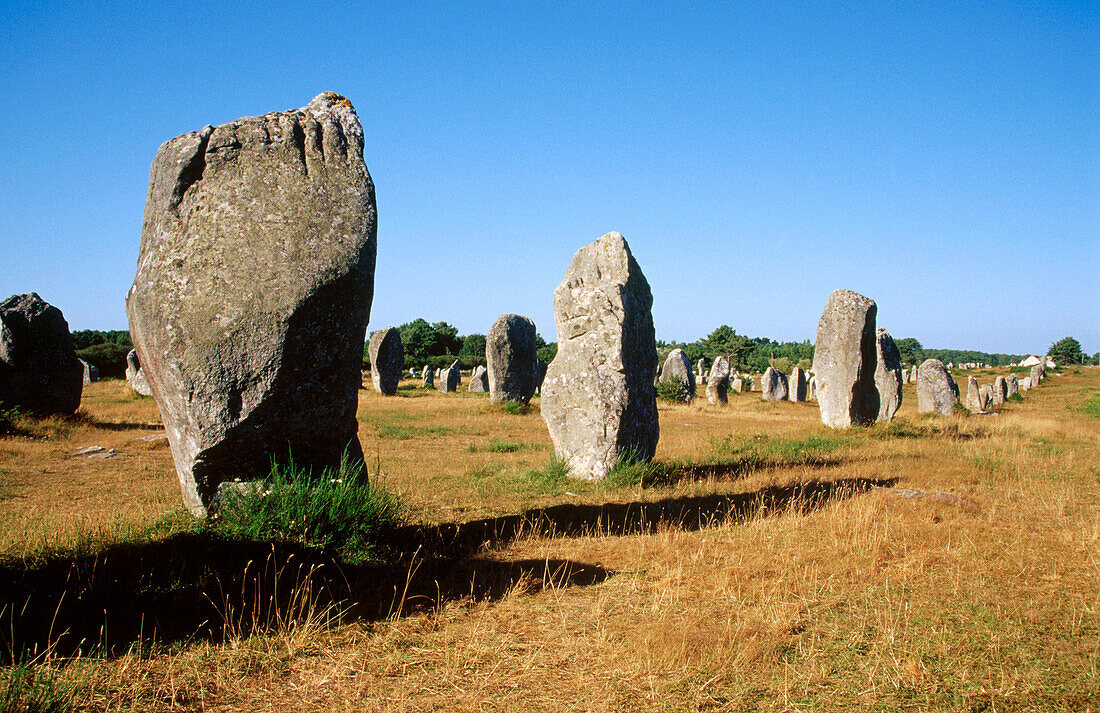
[126,93,377,516]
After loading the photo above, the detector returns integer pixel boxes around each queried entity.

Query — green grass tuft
[509,457,571,495]
[501,400,530,415]
[375,423,451,440]
[467,439,544,454]
[0,658,82,713]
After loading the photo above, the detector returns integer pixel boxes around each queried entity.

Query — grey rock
[1006,373,1019,399]
[421,365,434,389]
[789,366,807,402]
[979,384,993,410]
[80,359,99,385]
[658,348,695,402]
[761,366,789,401]
[916,359,959,415]
[438,360,460,393]
[486,314,538,404]
[992,376,1007,405]
[965,376,983,413]
[1019,376,1031,391]
[125,93,376,516]
[812,289,879,427]
[467,365,488,392]
[730,378,744,394]
[696,359,707,385]
[368,327,403,395]
[540,232,658,480]
[874,328,903,422]
[125,349,152,396]
[0,293,83,414]
[1030,364,1043,386]
[809,376,818,401]
[705,356,730,404]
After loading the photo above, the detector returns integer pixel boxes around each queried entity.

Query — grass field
[0,366,1097,711]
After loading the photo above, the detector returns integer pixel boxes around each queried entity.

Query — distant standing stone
[438,360,460,393]
[534,359,547,392]
[812,289,879,427]
[874,328,903,422]
[368,327,404,395]
[696,359,707,385]
[1030,364,1043,387]
[979,384,993,411]
[125,349,152,396]
[0,293,83,414]
[730,378,743,394]
[1006,373,1019,399]
[789,366,807,402]
[80,359,99,385]
[1019,376,1031,391]
[916,359,959,416]
[540,232,658,480]
[468,365,489,392]
[421,366,434,389]
[761,366,789,401]
[486,314,538,404]
[658,348,695,402]
[706,356,730,404]
[965,376,983,413]
[992,376,1007,406]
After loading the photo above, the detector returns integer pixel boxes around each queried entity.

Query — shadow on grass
[0,476,891,660]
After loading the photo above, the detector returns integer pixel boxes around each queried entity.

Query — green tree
[458,333,487,368]
[894,337,923,365]
[1048,336,1085,365]
[396,319,463,365]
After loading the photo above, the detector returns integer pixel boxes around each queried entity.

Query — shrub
[75,342,131,379]
[656,376,690,403]
[214,454,404,564]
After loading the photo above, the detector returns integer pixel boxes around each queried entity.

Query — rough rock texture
[1006,373,1019,399]
[80,359,99,385]
[0,293,83,414]
[965,376,983,413]
[421,366,434,389]
[1019,376,1031,391]
[705,356,730,404]
[874,328,903,422]
[1030,364,1044,386]
[916,359,959,415]
[540,232,658,480]
[789,366,807,402]
[696,359,707,385]
[809,376,818,401]
[812,289,879,428]
[979,384,993,410]
[992,376,1007,406]
[125,349,152,396]
[761,367,789,401]
[658,348,695,402]
[368,327,403,395]
[125,93,377,516]
[486,314,538,404]
[438,361,460,393]
[730,378,743,394]
[467,365,488,392]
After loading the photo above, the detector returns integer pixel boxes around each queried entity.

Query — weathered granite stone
[368,327,403,395]
[125,93,376,516]
[125,349,152,396]
[1030,364,1043,386]
[1019,376,1031,391]
[0,293,83,414]
[992,376,1007,405]
[696,359,707,385]
[658,348,695,402]
[486,314,538,404]
[979,384,993,410]
[468,365,488,392]
[789,366,807,402]
[540,232,658,480]
[965,376,983,413]
[761,366,789,401]
[730,378,744,394]
[421,365,434,389]
[1006,373,1019,398]
[812,289,879,427]
[438,360,460,392]
[874,328,903,422]
[80,359,99,385]
[705,356,730,404]
[916,359,959,415]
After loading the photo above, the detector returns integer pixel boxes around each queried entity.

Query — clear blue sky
[2,1,1097,356]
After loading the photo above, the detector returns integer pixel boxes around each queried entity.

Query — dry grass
[1,368,1098,711]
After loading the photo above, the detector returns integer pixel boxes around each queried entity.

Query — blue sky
[1,1,1096,355]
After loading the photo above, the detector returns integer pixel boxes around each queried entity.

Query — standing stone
[368,327,403,395]
[812,289,879,428]
[788,366,807,402]
[705,356,730,404]
[696,359,707,385]
[421,366,434,389]
[730,378,743,394]
[534,359,547,393]
[467,365,488,392]
[874,327,903,422]
[80,359,99,385]
[0,293,83,414]
[438,360,460,393]
[541,232,658,480]
[1019,376,1031,391]
[979,384,993,411]
[916,359,959,415]
[809,376,818,400]
[761,366,789,401]
[965,376,983,413]
[125,93,377,516]
[125,349,152,396]
[992,376,1007,406]
[1006,373,1019,399]
[486,314,538,404]
[1030,364,1043,387]
[658,348,695,402]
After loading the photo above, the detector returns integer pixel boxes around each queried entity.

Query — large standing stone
[789,366,807,402]
[705,356,730,404]
[1006,373,1019,399]
[541,232,658,480]
[421,365,434,389]
[965,376,983,413]
[0,293,83,414]
[486,314,538,404]
[874,328,903,422]
[80,359,99,385]
[916,359,959,415]
[992,376,1007,405]
[761,366,789,401]
[979,384,993,410]
[658,348,695,402]
[437,361,460,393]
[812,289,879,428]
[125,93,377,516]
[1030,364,1043,387]
[467,365,488,392]
[125,349,152,396]
[368,327,403,395]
